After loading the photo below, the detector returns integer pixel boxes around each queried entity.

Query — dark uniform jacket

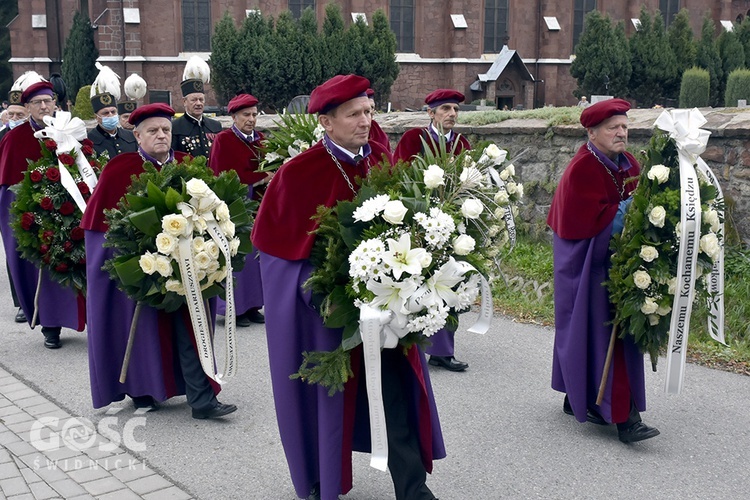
[87,125,137,161]
[170,113,222,159]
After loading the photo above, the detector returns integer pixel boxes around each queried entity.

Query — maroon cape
[0,121,43,187]
[393,126,471,163]
[369,119,392,153]
[252,140,392,260]
[208,128,266,188]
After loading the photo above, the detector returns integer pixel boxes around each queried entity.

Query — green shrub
[679,67,710,107]
[72,85,94,120]
[724,68,750,107]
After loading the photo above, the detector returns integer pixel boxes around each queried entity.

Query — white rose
[640,297,659,315]
[155,232,178,255]
[667,277,678,295]
[488,225,500,237]
[494,207,507,219]
[503,163,516,177]
[648,206,666,228]
[215,201,231,222]
[703,208,720,233]
[154,256,173,277]
[461,198,484,219]
[193,251,213,269]
[633,269,652,290]
[453,234,476,255]
[647,164,670,184]
[186,178,211,199]
[139,252,157,275]
[230,237,240,256]
[648,314,660,326]
[193,216,208,234]
[209,267,229,284]
[639,245,659,263]
[423,164,445,189]
[192,236,206,253]
[484,144,506,162]
[656,304,672,316]
[382,200,408,225]
[516,183,524,199]
[460,167,483,188]
[499,168,510,181]
[494,190,510,205]
[220,219,236,238]
[205,240,220,260]
[505,181,518,195]
[165,279,185,295]
[700,233,720,261]
[162,214,191,237]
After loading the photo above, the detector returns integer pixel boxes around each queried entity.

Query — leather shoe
[236,314,252,327]
[428,355,468,372]
[132,395,158,412]
[245,308,265,324]
[192,402,237,420]
[563,395,608,425]
[41,327,61,349]
[618,421,660,443]
[14,308,26,323]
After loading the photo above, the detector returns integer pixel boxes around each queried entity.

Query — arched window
[390,0,414,52]
[484,0,509,53]
[573,0,597,53]
[182,0,211,52]
[289,0,315,19]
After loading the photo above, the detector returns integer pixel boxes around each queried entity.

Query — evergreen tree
[628,8,676,107]
[0,0,19,97]
[716,28,745,103]
[238,12,275,106]
[570,11,630,99]
[666,9,697,100]
[61,11,98,104]
[695,14,723,106]
[321,3,347,78]
[735,17,750,68]
[295,8,323,95]
[364,10,400,107]
[209,12,241,106]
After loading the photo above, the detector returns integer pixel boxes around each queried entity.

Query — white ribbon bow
[654,108,711,158]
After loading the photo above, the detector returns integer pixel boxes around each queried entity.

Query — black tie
[353,154,363,163]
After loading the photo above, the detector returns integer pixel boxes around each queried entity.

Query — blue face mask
[8,119,26,129]
[101,115,120,130]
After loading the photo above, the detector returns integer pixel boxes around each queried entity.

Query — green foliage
[570,11,631,98]
[364,11,400,108]
[628,8,678,107]
[457,106,582,126]
[695,14,724,107]
[209,12,242,105]
[724,69,750,107]
[320,3,347,78]
[666,9,697,100]
[679,67,710,108]
[717,30,746,104]
[72,86,94,120]
[736,17,750,68]
[61,11,98,105]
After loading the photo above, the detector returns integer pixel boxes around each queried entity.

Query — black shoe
[131,395,158,412]
[563,395,608,425]
[41,327,61,349]
[14,308,26,323]
[235,314,252,328]
[618,421,660,443]
[192,402,237,420]
[428,355,468,372]
[245,308,265,324]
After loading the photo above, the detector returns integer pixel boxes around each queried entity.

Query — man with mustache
[393,89,472,373]
[547,98,660,443]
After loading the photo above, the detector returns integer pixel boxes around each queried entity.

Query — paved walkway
[0,366,192,500]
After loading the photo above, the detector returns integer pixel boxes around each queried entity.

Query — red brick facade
[8,1,748,112]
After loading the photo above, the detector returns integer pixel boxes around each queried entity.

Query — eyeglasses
[28,98,55,107]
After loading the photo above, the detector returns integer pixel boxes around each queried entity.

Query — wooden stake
[119,302,143,384]
[596,324,618,406]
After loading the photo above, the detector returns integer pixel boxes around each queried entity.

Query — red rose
[58,153,75,166]
[58,201,75,216]
[78,257,86,265]
[40,244,50,254]
[82,145,94,156]
[82,138,94,149]
[42,230,54,243]
[89,160,97,168]
[77,182,90,195]
[46,167,61,182]
[30,170,43,183]
[20,212,35,230]
[55,263,68,273]
[43,254,51,264]
[44,139,57,152]
[63,241,74,253]
[40,197,54,211]
[70,226,85,241]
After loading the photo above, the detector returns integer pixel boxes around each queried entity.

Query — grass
[458,106,583,127]
[493,234,750,375]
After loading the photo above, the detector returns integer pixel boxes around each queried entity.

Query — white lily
[426,257,466,308]
[382,233,429,280]
[367,275,418,323]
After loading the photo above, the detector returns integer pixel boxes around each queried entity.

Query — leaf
[114,256,146,286]
[164,187,184,212]
[128,207,161,237]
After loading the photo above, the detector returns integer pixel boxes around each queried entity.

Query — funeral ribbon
[487,166,517,248]
[654,108,725,394]
[358,262,492,471]
[33,111,98,214]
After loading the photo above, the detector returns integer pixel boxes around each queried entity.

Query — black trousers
[172,313,218,411]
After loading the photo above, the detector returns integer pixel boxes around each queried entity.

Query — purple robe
[260,251,445,500]
[0,186,83,330]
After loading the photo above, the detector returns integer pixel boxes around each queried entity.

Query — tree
[695,14,723,106]
[320,3,347,78]
[363,10,400,108]
[735,16,750,68]
[628,8,677,107]
[570,11,631,99]
[61,11,98,104]
[666,9,697,100]
[209,12,242,106]
[716,28,745,104]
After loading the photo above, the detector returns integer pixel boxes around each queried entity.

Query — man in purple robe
[547,98,660,443]
[209,93,267,326]
[80,103,236,419]
[394,89,471,372]
[0,81,84,348]
[252,74,444,500]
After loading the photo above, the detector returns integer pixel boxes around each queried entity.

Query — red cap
[128,103,175,126]
[227,94,259,114]
[366,88,375,98]
[425,89,465,108]
[21,82,54,104]
[580,98,631,128]
[308,74,370,114]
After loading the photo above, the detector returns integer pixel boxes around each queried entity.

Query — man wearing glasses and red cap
[0,81,85,349]
[547,98,660,444]
[81,103,237,419]
[209,94,268,326]
[394,89,472,373]
[253,74,443,500]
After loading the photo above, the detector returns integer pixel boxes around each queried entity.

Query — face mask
[101,115,120,130]
[8,119,26,130]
